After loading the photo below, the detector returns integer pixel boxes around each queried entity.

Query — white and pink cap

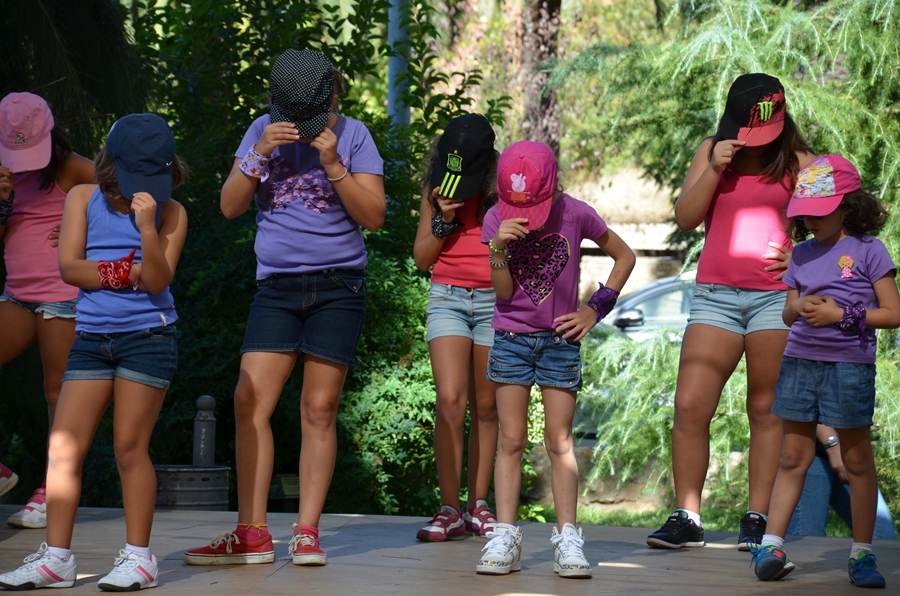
[497,141,559,230]
[787,154,862,218]
[0,92,54,173]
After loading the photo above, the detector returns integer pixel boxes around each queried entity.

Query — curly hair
[93,149,187,203]
[789,189,889,242]
[419,135,498,223]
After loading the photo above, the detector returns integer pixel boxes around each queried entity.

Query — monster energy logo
[439,172,462,198]
[758,101,774,122]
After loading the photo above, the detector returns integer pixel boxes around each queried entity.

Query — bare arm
[866,273,900,329]
[58,184,103,289]
[489,218,529,300]
[0,165,11,241]
[674,138,745,231]
[130,195,188,294]
[56,153,96,193]
[413,188,466,272]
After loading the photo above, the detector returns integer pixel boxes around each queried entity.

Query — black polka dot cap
[270,49,335,138]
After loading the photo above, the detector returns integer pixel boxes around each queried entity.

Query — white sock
[747,510,768,522]
[46,546,72,562]
[677,508,702,526]
[125,543,152,560]
[850,542,873,560]
[760,534,784,548]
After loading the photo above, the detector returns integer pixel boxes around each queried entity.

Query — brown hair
[788,189,889,242]
[38,123,73,191]
[708,112,813,189]
[93,149,187,203]
[419,136,499,223]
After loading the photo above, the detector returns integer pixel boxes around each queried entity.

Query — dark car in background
[600,270,696,341]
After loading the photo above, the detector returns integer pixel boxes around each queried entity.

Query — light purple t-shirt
[236,114,383,279]
[783,234,896,364]
[481,194,608,333]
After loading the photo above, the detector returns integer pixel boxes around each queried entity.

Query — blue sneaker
[751,544,796,581]
[848,552,885,589]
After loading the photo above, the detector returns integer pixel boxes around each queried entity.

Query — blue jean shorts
[0,291,77,319]
[426,282,495,346]
[772,356,876,428]
[487,331,582,390]
[241,269,366,366]
[63,325,178,389]
[687,283,788,335]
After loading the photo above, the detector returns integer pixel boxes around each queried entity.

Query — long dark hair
[788,189,889,242]
[38,123,73,191]
[708,112,813,189]
[419,136,499,223]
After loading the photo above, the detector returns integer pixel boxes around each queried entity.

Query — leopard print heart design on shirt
[508,232,570,306]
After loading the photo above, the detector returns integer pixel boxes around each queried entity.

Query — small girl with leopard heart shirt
[475,140,635,578]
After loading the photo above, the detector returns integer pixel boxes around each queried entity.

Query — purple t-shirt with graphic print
[783,234,896,364]
[481,194,608,333]
[236,114,383,278]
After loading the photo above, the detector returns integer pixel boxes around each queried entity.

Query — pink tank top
[3,171,78,302]
[431,196,492,289]
[696,169,792,291]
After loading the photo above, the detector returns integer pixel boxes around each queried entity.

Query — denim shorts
[486,331,582,390]
[772,356,876,428]
[0,291,77,319]
[242,269,366,366]
[63,325,178,389]
[687,283,788,335]
[425,282,495,346]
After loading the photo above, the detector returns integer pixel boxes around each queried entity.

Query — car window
[633,286,692,326]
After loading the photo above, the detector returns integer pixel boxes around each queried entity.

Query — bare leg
[112,378,167,547]
[45,380,114,548]
[672,324,745,513]
[35,316,76,425]
[493,384,530,525]
[297,355,348,528]
[541,386,578,529]
[837,426,878,545]
[0,301,37,366]
[765,420,817,538]
[234,352,298,525]
[466,343,498,508]
[744,329,789,513]
[429,336,474,509]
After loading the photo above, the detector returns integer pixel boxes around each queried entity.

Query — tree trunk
[521,0,561,155]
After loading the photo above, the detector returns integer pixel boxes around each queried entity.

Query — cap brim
[116,166,173,203]
[430,166,486,200]
[738,121,784,147]
[271,104,330,138]
[786,194,844,218]
[497,198,552,231]
[0,135,52,173]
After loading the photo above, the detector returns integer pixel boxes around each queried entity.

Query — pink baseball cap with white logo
[0,93,55,173]
[497,141,559,230]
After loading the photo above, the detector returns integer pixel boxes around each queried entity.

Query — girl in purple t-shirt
[183,49,385,568]
[475,141,636,578]
[751,155,900,589]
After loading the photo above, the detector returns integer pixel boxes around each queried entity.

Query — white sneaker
[551,523,592,578]
[98,550,158,591]
[0,543,76,589]
[475,523,522,575]
[7,488,48,529]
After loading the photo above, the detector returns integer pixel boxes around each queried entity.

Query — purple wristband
[587,284,620,322]
[837,300,866,339]
[239,144,271,182]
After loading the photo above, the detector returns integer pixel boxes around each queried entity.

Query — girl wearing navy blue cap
[0,113,188,592]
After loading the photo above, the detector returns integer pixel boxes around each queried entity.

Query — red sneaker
[0,463,18,499]
[182,531,275,565]
[416,505,465,542]
[463,499,498,537]
[290,524,326,566]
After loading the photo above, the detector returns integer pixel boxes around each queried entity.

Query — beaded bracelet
[488,239,507,254]
[489,253,508,268]
[239,144,271,181]
[0,190,13,226]
[587,284,620,322]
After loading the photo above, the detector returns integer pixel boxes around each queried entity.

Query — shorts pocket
[428,283,453,303]
[256,277,274,289]
[145,325,178,339]
[694,283,715,299]
[331,273,365,293]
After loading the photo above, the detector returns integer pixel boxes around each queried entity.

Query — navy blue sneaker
[848,552,885,589]
[737,512,766,551]
[751,544,795,581]
[646,510,704,549]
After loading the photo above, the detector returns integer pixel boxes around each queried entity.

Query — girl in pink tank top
[646,74,817,551]
[0,93,95,530]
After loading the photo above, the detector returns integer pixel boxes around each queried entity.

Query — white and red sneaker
[0,462,18,499]
[463,499,498,537]
[289,524,327,566]
[416,505,465,542]
[7,487,47,529]
[182,531,275,565]
[0,543,76,590]
[98,550,158,591]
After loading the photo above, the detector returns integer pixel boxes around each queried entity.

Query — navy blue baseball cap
[106,113,176,203]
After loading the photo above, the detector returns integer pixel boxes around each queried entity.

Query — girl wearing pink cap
[475,140,635,577]
[0,92,94,530]
[647,74,817,552]
[749,155,899,589]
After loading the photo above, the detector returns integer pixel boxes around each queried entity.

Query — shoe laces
[551,528,585,559]
[482,529,515,556]
[111,550,144,571]
[209,532,240,554]
[22,543,51,566]
[289,532,317,552]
